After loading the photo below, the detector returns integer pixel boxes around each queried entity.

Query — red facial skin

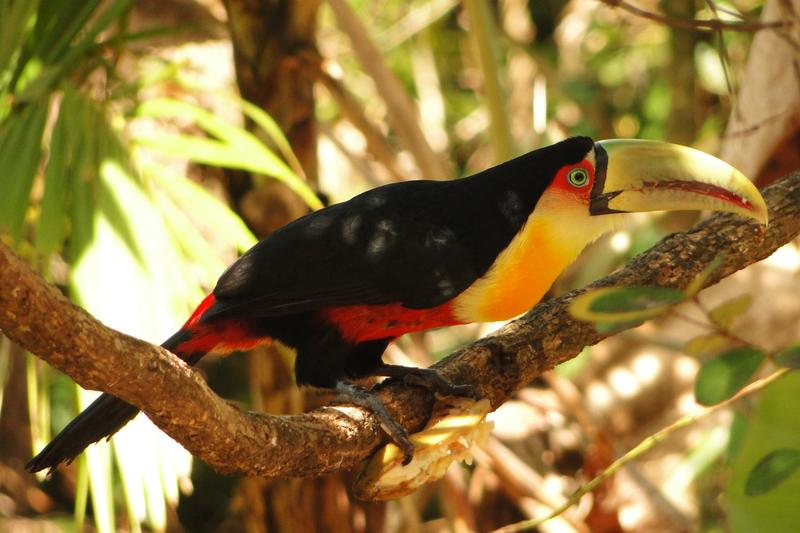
[548,159,596,201]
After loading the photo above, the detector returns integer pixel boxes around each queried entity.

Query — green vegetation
[1,1,797,532]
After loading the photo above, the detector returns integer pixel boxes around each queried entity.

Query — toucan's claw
[375,364,481,400]
[334,381,415,464]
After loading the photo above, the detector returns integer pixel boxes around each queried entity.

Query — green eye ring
[567,168,590,188]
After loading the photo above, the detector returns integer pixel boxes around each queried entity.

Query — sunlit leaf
[728,374,800,530]
[25,355,50,457]
[684,255,724,296]
[745,449,800,496]
[663,425,730,498]
[80,390,116,533]
[65,108,195,532]
[74,454,89,530]
[136,98,292,175]
[569,286,685,323]
[153,190,227,279]
[135,98,322,210]
[0,99,48,243]
[114,417,171,531]
[594,319,644,334]
[728,410,748,460]
[16,0,132,102]
[774,344,800,370]
[239,97,305,177]
[695,347,765,406]
[709,294,752,329]
[0,0,39,82]
[35,87,79,257]
[684,333,730,357]
[147,165,257,252]
[97,161,148,267]
[29,1,101,65]
[141,434,168,530]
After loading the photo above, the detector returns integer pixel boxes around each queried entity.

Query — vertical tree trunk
[223,0,321,236]
[220,2,383,531]
[663,0,697,144]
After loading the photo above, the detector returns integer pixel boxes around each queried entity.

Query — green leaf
[147,166,256,252]
[745,449,800,497]
[727,373,800,531]
[695,347,765,406]
[0,0,39,81]
[709,294,752,329]
[774,344,800,370]
[0,99,48,243]
[64,108,195,532]
[67,155,95,266]
[16,0,132,102]
[30,0,101,65]
[238,97,304,176]
[35,87,78,257]
[152,191,227,279]
[594,320,644,334]
[684,332,730,357]
[136,130,254,169]
[728,410,748,460]
[135,98,323,210]
[79,390,115,533]
[684,255,724,296]
[569,286,685,323]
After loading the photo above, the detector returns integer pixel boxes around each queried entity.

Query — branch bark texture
[1,172,799,478]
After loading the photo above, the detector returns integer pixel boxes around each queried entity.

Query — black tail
[26,329,203,473]
[25,393,140,473]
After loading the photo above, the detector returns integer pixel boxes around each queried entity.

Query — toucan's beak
[590,139,768,225]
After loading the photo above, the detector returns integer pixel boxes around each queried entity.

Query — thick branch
[1,172,799,478]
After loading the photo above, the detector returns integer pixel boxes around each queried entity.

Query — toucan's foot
[375,364,481,400]
[334,381,415,464]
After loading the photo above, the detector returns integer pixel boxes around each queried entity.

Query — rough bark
[1,172,798,478]
[222,0,321,236]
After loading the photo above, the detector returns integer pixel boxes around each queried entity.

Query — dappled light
[1,1,799,532]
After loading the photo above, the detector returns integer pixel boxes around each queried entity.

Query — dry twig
[598,0,788,32]
[326,0,447,180]
[494,368,791,532]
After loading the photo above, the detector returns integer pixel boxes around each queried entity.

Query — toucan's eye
[567,168,590,188]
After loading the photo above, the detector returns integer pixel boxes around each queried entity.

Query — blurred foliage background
[1,0,799,531]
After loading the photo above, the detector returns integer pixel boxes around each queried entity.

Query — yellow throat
[452,189,623,323]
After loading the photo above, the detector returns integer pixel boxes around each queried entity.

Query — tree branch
[597,0,789,32]
[1,171,799,478]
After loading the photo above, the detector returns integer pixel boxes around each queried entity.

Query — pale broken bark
[719,0,800,180]
[1,172,799,478]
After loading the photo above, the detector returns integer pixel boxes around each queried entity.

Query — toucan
[26,136,767,472]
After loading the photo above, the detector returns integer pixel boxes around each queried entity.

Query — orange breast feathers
[451,187,621,324]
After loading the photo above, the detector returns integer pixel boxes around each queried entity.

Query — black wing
[205,180,486,320]
[203,138,589,321]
